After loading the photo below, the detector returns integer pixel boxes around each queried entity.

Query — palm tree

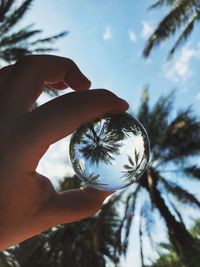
[70,116,126,166]
[2,89,200,267]
[114,88,200,267]
[143,0,200,59]
[0,0,68,99]
[0,251,20,267]
[148,242,184,267]
[70,112,150,190]
[5,176,124,267]
[122,152,149,183]
[148,218,200,267]
[0,0,68,63]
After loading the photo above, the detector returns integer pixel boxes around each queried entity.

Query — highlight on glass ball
[69,112,151,191]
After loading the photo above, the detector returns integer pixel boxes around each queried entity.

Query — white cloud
[103,26,112,40]
[163,44,200,82]
[129,30,137,42]
[141,21,154,39]
[37,136,75,187]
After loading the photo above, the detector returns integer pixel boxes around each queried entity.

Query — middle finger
[0,55,91,117]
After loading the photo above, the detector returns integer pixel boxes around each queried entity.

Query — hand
[0,55,129,250]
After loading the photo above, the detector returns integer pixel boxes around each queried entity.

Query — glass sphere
[69,112,150,191]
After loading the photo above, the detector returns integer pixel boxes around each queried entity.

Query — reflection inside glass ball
[69,112,150,191]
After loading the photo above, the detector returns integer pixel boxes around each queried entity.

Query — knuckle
[94,89,119,103]
[64,58,77,71]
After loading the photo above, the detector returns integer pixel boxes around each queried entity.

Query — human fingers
[22,89,129,169]
[45,81,69,90]
[0,65,13,88]
[0,55,91,116]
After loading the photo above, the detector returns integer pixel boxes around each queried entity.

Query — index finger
[18,89,129,170]
[0,55,91,116]
[0,65,13,88]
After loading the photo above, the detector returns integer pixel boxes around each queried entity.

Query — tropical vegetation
[148,218,200,267]
[113,88,200,267]
[1,176,124,267]
[0,0,67,63]
[0,1,200,267]
[143,0,200,59]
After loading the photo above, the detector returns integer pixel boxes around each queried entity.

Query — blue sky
[18,0,200,266]
[22,0,200,115]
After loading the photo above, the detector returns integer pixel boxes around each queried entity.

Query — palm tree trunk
[148,171,200,267]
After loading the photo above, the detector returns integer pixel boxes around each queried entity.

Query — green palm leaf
[160,177,200,208]
[168,200,185,225]
[0,0,14,22]
[121,185,141,254]
[184,165,200,181]
[143,0,196,58]
[30,31,68,46]
[0,0,34,35]
[139,212,145,267]
[161,109,200,161]
[141,200,156,248]
[0,28,42,47]
[31,47,56,53]
[168,12,198,59]
[190,218,200,238]
[0,251,20,267]
[149,0,176,9]
[137,86,149,129]
[0,47,30,61]
[0,1,67,63]
[148,91,174,149]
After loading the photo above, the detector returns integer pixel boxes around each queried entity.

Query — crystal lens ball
[69,112,150,191]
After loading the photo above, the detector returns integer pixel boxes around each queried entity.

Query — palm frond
[149,0,176,9]
[162,109,200,161]
[148,91,174,148]
[0,2,67,64]
[160,177,200,208]
[122,153,148,183]
[122,185,141,254]
[190,218,200,238]
[0,251,20,267]
[143,0,195,57]
[158,241,174,252]
[94,201,122,264]
[184,165,200,181]
[167,11,198,59]
[114,193,133,256]
[137,87,149,129]
[168,199,185,225]
[0,28,42,47]
[0,0,14,22]
[30,31,68,45]
[141,200,156,248]
[137,90,174,163]
[139,211,145,267]
[0,47,30,61]
[31,47,56,53]
[0,0,34,35]
[108,188,127,207]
